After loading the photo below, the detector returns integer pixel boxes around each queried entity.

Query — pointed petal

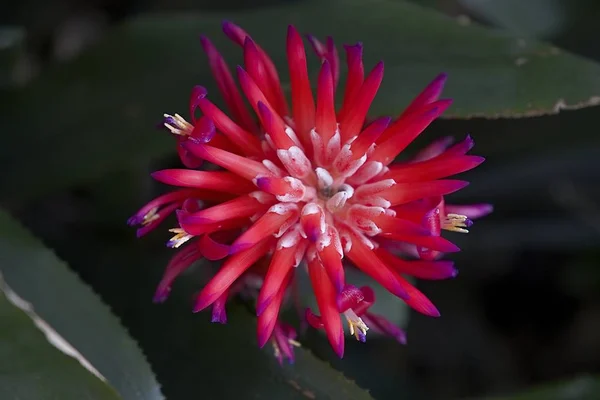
[401,73,447,117]
[196,97,262,156]
[317,225,345,292]
[199,35,257,132]
[193,236,274,312]
[307,256,345,358]
[339,43,364,122]
[348,117,391,159]
[339,61,384,142]
[128,189,199,227]
[182,193,274,225]
[256,233,303,315]
[315,60,337,146]
[257,101,296,150]
[375,248,457,280]
[437,134,475,157]
[183,142,273,181]
[343,229,409,300]
[151,170,255,194]
[257,270,293,348]
[287,25,315,146]
[372,99,453,165]
[386,156,484,182]
[154,244,202,303]
[410,136,454,162]
[211,290,228,324]
[135,202,180,238]
[230,203,299,253]
[381,180,469,206]
[222,21,288,116]
[382,232,460,253]
[177,211,248,236]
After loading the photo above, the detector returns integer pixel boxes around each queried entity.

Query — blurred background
[1,0,600,399]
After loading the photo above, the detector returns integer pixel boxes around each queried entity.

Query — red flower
[129,22,491,360]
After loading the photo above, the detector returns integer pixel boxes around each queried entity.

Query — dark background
[2,0,600,399]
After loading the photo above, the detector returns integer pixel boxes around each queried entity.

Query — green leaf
[151,299,375,400]
[0,209,164,400]
[10,173,375,398]
[0,275,121,400]
[458,0,567,39]
[25,224,374,399]
[484,375,600,400]
[4,0,600,202]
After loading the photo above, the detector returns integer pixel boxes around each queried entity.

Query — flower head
[129,22,491,360]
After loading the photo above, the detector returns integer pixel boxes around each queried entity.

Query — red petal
[381,180,469,206]
[382,232,460,253]
[308,257,345,358]
[256,239,302,315]
[344,229,409,300]
[315,60,337,146]
[317,225,345,292]
[375,248,457,280]
[287,25,315,146]
[257,270,293,348]
[257,101,295,150]
[307,35,340,88]
[211,290,228,324]
[230,204,299,253]
[385,155,484,182]
[193,237,274,312]
[154,244,202,303]
[199,234,230,261]
[199,36,257,132]
[151,170,255,194]
[400,73,447,118]
[197,98,262,156]
[339,61,384,142]
[222,21,288,116]
[183,142,272,181]
[182,194,273,224]
[372,100,452,165]
[338,43,364,122]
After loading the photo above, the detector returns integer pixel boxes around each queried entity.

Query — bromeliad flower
[129,22,491,360]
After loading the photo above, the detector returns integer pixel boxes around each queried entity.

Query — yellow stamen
[163,113,194,136]
[344,309,369,341]
[272,337,301,359]
[443,213,470,233]
[167,228,193,248]
[141,208,160,226]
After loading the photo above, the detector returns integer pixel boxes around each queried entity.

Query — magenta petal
[305,308,324,329]
[363,312,407,344]
[410,136,454,162]
[222,20,247,46]
[211,291,228,324]
[401,73,448,117]
[189,85,208,122]
[191,116,216,143]
[336,285,365,313]
[199,234,230,261]
[445,203,494,219]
